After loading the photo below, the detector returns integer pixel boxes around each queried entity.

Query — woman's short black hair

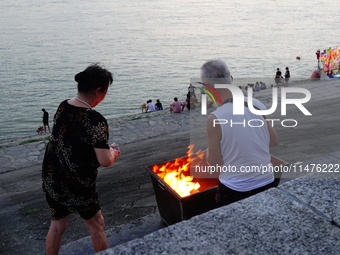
[75,63,113,93]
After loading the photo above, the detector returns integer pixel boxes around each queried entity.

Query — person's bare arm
[94,148,118,167]
[206,114,223,167]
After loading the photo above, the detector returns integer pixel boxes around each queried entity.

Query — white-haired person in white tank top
[201,60,279,206]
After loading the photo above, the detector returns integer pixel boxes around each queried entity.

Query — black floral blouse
[42,100,109,214]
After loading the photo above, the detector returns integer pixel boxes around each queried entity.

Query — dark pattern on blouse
[42,100,109,209]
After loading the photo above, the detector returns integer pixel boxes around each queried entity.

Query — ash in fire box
[201,59,279,207]
[42,63,120,254]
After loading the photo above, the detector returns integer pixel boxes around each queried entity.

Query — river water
[0,0,339,140]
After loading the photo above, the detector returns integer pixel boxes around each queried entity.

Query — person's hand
[109,143,121,160]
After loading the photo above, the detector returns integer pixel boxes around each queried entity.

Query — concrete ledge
[281,172,339,226]
[98,173,340,255]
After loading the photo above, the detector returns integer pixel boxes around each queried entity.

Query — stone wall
[98,153,340,255]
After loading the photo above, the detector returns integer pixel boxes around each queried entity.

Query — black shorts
[215,181,275,207]
[44,191,100,221]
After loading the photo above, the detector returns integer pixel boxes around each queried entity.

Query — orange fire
[151,145,209,197]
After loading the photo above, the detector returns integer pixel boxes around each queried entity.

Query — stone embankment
[0,79,339,254]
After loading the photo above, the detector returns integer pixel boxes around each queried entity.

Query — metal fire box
[147,166,219,225]
[147,155,287,225]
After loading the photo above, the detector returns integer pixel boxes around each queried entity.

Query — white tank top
[211,97,274,192]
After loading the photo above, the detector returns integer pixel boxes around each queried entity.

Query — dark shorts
[45,191,100,221]
[215,181,276,207]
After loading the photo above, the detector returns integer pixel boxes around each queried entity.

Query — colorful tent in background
[318,46,340,77]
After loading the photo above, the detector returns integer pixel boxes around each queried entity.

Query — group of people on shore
[141,84,199,114]
[238,66,291,94]
[141,99,163,113]
[274,67,290,87]
[169,87,199,113]
[238,81,267,96]
[42,61,280,254]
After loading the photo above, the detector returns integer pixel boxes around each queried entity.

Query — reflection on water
[0,0,339,140]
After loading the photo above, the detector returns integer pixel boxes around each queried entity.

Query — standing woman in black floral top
[42,63,120,254]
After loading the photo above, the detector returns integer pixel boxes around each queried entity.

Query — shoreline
[0,77,338,148]
[0,107,171,148]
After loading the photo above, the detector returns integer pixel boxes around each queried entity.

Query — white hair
[200,60,232,85]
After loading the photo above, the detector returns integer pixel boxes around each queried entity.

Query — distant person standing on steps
[188,84,197,99]
[316,49,320,67]
[41,108,50,133]
[284,67,290,86]
[275,68,282,87]
[42,63,120,254]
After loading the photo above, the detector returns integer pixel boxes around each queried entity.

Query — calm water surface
[1,0,339,140]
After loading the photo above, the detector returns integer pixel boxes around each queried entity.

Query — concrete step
[59,212,165,255]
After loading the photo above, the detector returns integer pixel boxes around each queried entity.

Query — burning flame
[151,145,207,197]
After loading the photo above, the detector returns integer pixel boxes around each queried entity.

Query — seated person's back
[170,98,183,113]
